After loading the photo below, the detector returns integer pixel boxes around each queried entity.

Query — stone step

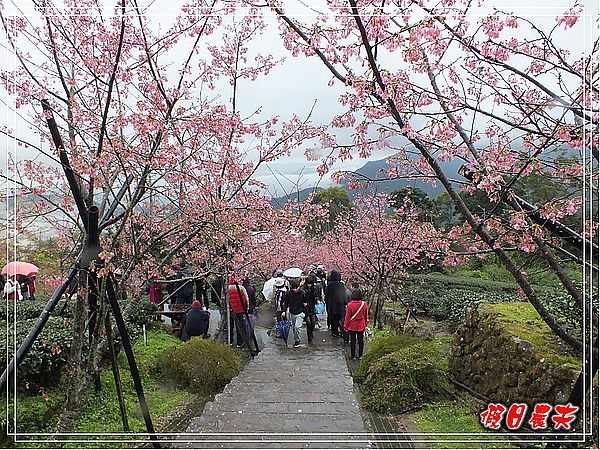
[220,379,354,393]
[189,412,365,432]
[209,392,355,405]
[175,329,369,448]
[173,434,370,449]
[202,400,362,415]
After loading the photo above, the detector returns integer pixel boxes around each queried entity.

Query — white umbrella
[262,277,276,302]
[283,267,303,278]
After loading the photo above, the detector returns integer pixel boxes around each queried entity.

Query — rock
[449,301,579,407]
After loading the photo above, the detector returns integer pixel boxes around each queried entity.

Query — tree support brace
[106,276,160,448]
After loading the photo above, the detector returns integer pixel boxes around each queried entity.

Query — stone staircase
[174,330,370,449]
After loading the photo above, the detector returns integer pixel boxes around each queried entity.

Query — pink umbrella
[2,261,39,277]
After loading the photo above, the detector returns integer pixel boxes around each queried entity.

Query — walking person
[273,276,289,324]
[242,276,257,314]
[303,273,320,344]
[3,276,20,301]
[344,289,369,360]
[17,274,33,300]
[148,276,164,305]
[325,270,347,338]
[228,274,250,348]
[286,276,306,348]
[27,274,37,301]
[315,265,327,328]
[175,265,194,304]
[195,276,210,309]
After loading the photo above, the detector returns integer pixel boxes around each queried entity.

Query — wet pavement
[173,323,372,449]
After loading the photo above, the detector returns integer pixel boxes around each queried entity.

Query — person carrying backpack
[344,289,369,360]
[273,277,289,324]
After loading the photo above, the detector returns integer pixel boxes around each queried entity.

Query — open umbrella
[262,277,276,303]
[275,318,292,346]
[2,262,39,277]
[283,267,302,278]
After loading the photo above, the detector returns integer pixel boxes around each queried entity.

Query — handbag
[314,301,325,315]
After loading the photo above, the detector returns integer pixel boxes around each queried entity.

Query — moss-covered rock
[449,301,580,405]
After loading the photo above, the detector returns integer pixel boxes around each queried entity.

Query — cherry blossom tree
[264,0,598,352]
[320,194,448,327]
[0,0,323,436]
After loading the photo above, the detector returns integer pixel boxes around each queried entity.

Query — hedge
[0,316,72,384]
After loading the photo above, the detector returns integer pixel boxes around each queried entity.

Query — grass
[72,330,188,435]
[5,326,190,448]
[412,401,518,449]
[489,302,580,369]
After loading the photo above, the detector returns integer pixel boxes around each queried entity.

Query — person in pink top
[344,289,369,360]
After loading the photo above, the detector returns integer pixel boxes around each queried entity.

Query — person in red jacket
[344,289,369,360]
[228,274,250,348]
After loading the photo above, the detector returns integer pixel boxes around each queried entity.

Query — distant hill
[269,187,324,208]
[339,158,446,199]
[269,156,452,207]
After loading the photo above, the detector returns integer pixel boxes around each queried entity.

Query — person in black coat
[195,277,210,309]
[17,274,33,300]
[210,276,223,306]
[303,274,320,343]
[172,266,194,304]
[287,278,307,347]
[325,270,348,338]
[182,300,210,340]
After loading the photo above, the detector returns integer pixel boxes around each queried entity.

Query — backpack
[274,287,288,312]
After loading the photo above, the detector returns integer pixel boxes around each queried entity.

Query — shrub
[0,316,72,384]
[353,333,420,383]
[399,284,521,329]
[361,341,450,413]
[130,327,184,379]
[0,300,71,322]
[158,339,242,395]
[127,299,157,326]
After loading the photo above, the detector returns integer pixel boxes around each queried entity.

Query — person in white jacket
[262,269,283,308]
[3,277,21,301]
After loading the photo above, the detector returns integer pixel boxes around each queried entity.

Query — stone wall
[449,301,579,405]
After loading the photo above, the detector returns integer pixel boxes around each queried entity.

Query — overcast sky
[1,0,597,198]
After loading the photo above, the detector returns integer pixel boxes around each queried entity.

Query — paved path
[174,325,370,449]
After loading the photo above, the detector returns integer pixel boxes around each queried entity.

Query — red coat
[344,300,368,332]
[228,281,249,314]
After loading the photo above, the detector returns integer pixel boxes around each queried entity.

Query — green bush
[398,282,521,328]
[0,316,72,385]
[158,339,242,395]
[361,341,450,413]
[126,299,157,326]
[129,327,184,379]
[0,300,71,322]
[353,333,420,383]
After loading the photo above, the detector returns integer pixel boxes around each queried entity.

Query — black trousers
[305,313,317,342]
[230,312,247,346]
[330,313,343,337]
[349,331,364,358]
